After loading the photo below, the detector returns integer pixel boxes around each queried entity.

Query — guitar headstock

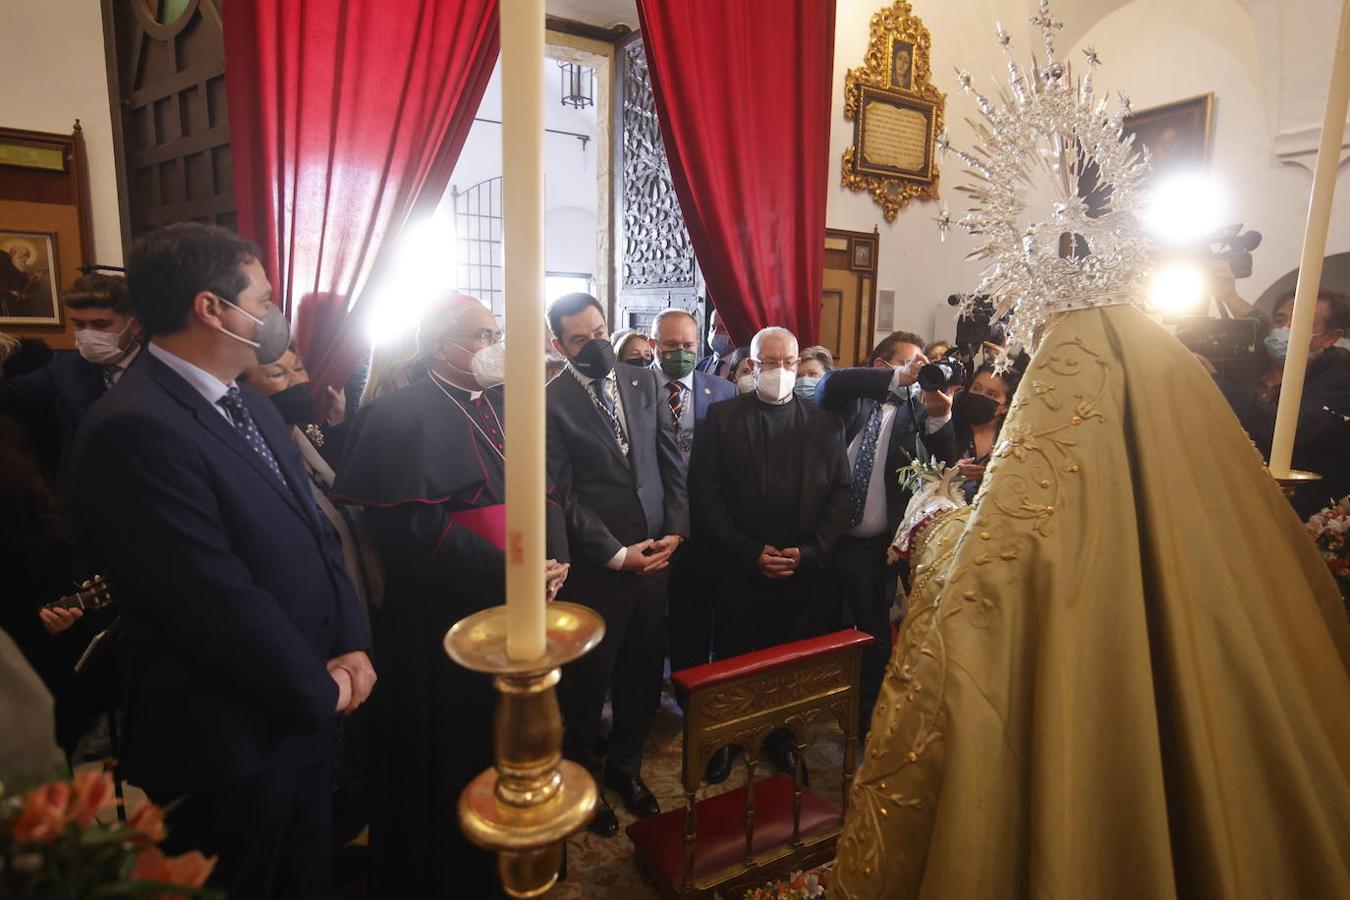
[47,575,113,613]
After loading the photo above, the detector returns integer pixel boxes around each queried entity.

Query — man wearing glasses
[688,326,852,778]
[334,294,569,898]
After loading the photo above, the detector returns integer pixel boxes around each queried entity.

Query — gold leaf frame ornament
[842,1,945,221]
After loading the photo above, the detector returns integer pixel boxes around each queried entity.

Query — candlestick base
[444,602,605,897]
[1269,468,1322,499]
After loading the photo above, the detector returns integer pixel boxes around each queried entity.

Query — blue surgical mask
[793,375,820,402]
[1264,327,1291,361]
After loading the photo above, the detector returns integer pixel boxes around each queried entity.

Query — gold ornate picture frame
[842,1,945,221]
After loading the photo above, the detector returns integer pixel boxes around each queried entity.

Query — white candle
[501,0,547,661]
[1269,0,1350,477]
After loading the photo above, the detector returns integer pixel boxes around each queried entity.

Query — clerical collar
[429,368,482,400]
[756,392,794,407]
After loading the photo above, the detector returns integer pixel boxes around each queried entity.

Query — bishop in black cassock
[333,295,567,898]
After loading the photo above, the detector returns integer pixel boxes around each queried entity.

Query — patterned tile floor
[547,684,849,899]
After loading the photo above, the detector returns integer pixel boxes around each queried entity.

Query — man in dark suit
[0,273,142,499]
[690,326,852,774]
[814,330,958,732]
[649,308,736,678]
[545,292,688,837]
[73,223,373,899]
[695,306,738,378]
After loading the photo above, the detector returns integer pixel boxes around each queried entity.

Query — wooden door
[821,228,879,366]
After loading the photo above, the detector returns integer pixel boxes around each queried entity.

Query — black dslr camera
[917,294,1010,391]
[1203,224,1262,279]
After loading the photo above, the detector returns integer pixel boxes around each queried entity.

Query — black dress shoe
[765,738,810,786]
[604,772,661,818]
[587,794,619,838]
[704,746,734,785]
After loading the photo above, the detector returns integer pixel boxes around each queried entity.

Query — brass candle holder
[1270,468,1323,499]
[444,601,604,897]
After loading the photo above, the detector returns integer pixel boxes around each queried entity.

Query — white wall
[827,0,1035,344]
[1068,0,1349,304]
[445,59,601,281]
[826,0,1350,345]
[0,0,123,265]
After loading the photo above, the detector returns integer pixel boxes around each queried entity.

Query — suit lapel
[244,390,326,531]
[741,395,766,497]
[564,372,629,469]
[143,354,312,521]
[614,367,646,470]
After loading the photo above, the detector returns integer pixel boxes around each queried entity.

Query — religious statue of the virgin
[830,3,1350,896]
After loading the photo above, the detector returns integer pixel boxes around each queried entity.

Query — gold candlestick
[445,601,604,897]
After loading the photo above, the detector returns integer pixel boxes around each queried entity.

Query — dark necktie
[217,385,286,485]
[666,381,686,431]
[849,400,887,526]
[100,367,115,392]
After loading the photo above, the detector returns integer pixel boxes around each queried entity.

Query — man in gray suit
[545,293,688,837]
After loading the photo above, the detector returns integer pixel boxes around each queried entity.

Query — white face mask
[756,367,796,403]
[74,321,133,365]
[736,373,756,394]
[470,341,506,389]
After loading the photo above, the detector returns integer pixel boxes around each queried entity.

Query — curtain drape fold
[224,0,498,410]
[636,0,836,346]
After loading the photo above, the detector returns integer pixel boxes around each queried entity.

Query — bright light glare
[368,212,456,346]
[1148,261,1208,315]
[1144,174,1227,244]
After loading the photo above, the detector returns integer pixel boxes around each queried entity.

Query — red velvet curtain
[636,0,835,346]
[224,0,498,409]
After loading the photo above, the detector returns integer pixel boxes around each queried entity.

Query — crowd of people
[0,220,1346,897]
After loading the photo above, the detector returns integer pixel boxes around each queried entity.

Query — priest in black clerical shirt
[688,326,852,773]
[333,294,568,899]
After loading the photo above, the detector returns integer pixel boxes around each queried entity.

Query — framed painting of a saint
[0,231,60,325]
[891,39,914,90]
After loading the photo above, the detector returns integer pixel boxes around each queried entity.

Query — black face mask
[953,391,1001,428]
[572,338,616,379]
[270,382,317,425]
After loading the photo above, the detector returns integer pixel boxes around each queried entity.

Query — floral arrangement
[740,864,830,900]
[1306,496,1350,606]
[1,769,220,899]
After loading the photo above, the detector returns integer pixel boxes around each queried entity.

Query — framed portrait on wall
[0,230,61,324]
[0,123,94,347]
[1123,93,1214,184]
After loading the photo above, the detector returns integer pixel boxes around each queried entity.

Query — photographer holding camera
[813,330,959,731]
[1204,286,1350,518]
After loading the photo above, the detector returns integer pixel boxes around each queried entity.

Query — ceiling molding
[546,14,632,44]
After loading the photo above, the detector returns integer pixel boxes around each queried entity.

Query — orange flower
[68,770,115,827]
[132,846,217,896]
[127,801,168,844]
[12,781,71,843]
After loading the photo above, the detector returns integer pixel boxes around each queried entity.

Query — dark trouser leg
[558,566,635,778]
[149,740,332,900]
[829,535,893,730]
[605,570,667,781]
[667,543,714,674]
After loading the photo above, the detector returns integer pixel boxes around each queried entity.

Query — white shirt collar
[147,341,233,409]
[568,363,613,387]
[429,368,482,400]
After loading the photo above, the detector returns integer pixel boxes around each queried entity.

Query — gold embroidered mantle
[831,305,1350,899]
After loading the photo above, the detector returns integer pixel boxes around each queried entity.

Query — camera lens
[917,360,951,392]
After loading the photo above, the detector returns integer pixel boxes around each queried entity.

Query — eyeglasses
[756,356,798,371]
[457,328,503,345]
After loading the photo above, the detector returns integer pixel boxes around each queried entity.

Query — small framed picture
[0,230,62,325]
[890,39,914,91]
[1123,93,1214,185]
[851,238,875,271]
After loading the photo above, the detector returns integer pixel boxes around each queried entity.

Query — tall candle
[501,0,547,661]
[1269,0,1350,478]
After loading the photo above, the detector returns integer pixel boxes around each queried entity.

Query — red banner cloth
[224,0,498,413]
[636,0,836,346]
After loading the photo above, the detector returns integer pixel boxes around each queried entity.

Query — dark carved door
[612,32,703,336]
[102,0,235,249]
